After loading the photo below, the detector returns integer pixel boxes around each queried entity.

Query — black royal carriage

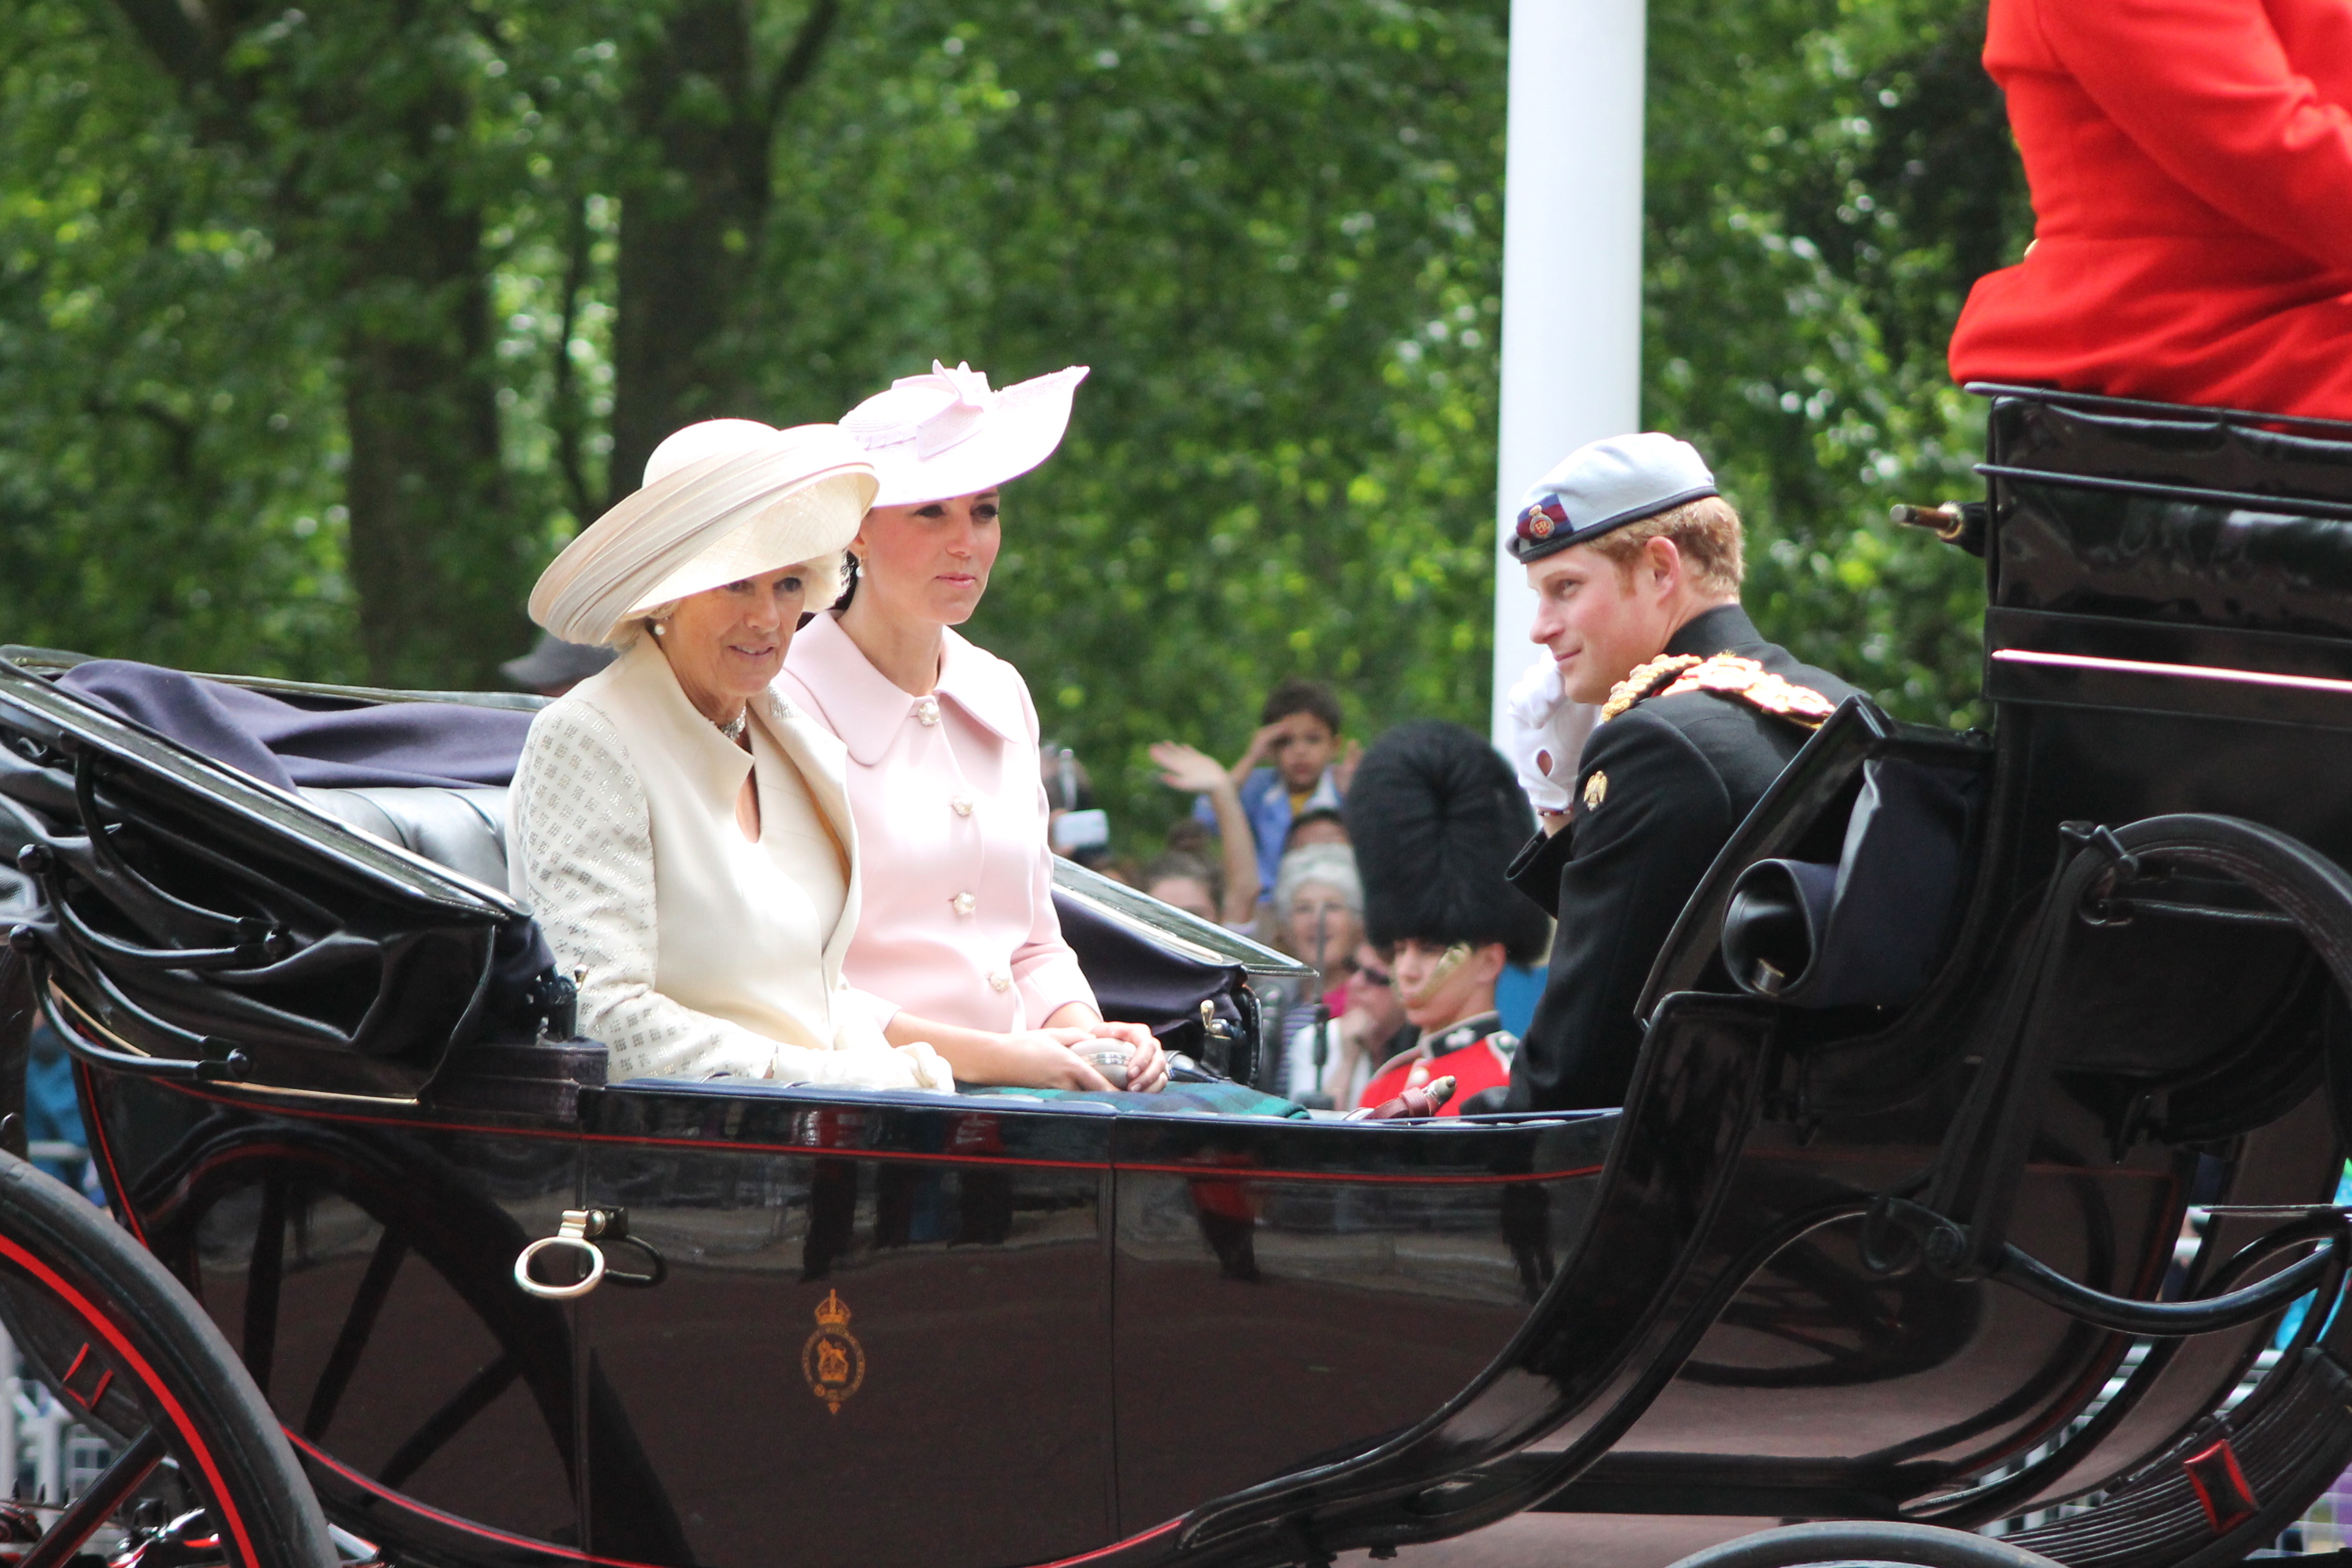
[1,386,2351,1568]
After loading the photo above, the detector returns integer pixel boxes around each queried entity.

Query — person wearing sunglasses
[1332,943,1413,1107]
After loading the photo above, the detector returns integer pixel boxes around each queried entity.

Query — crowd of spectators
[1028,675,1555,1112]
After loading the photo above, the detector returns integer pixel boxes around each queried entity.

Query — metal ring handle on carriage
[513,1210,608,1300]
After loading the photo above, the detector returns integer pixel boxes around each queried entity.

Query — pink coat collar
[783,613,1027,767]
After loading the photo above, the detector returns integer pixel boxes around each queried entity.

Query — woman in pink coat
[780,362,1167,1093]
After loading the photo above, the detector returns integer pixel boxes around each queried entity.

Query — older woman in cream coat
[511,419,953,1089]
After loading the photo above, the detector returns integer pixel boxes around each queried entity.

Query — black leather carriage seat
[300,786,512,891]
[295,782,1261,1079]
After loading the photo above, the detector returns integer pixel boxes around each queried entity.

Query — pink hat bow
[841,359,1089,507]
[907,362,1002,458]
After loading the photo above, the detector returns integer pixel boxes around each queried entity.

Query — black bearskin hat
[1343,720,1550,964]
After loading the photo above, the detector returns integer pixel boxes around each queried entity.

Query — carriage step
[2003,1347,2352,1568]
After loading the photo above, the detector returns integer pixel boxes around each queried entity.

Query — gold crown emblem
[802,1290,866,1412]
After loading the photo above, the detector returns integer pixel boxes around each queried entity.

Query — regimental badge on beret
[1582,770,1609,810]
[1517,498,1570,547]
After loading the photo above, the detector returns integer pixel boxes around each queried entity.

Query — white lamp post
[1489,0,1650,746]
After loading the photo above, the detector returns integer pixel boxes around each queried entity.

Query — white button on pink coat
[780,613,1097,1035]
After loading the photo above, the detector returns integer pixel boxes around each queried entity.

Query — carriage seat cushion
[301,786,512,891]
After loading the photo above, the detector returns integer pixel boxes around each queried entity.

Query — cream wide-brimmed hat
[840,361,1089,507]
[528,420,879,647]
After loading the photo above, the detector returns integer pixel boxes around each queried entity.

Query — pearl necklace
[717,711,747,744]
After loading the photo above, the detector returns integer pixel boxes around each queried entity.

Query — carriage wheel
[127,1122,581,1498]
[1662,1522,2067,1568]
[0,1150,333,1567]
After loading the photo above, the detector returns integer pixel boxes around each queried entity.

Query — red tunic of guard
[1358,1013,1515,1119]
[1947,0,2352,420]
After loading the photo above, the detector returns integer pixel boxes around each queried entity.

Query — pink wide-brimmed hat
[840,361,1089,507]
[528,420,877,646]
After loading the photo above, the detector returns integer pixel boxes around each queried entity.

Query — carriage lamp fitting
[1889,502,1970,540]
[1890,500,1989,554]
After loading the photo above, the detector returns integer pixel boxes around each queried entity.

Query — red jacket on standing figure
[1948,0,2352,420]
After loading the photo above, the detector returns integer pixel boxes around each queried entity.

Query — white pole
[1490,0,1650,745]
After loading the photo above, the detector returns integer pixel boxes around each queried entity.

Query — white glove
[892,1042,958,1093]
[1504,655,1598,814]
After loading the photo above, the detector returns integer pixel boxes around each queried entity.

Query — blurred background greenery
[0,0,2027,847]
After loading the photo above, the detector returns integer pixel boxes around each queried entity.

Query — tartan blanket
[959,1082,1308,1118]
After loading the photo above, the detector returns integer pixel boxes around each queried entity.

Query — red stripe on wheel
[0,1236,258,1565]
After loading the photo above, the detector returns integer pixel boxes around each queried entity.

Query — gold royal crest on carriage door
[802,1290,866,1413]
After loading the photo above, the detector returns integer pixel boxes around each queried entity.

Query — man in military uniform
[1343,721,1552,1115]
[1504,433,1859,1111]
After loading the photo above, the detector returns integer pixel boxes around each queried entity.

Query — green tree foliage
[802,2,1513,825]
[0,0,2030,844]
[1646,0,2031,729]
[0,2,351,677]
[98,0,540,690]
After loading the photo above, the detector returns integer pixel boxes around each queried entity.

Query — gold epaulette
[1602,653,1837,729]
[1599,654,1702,720]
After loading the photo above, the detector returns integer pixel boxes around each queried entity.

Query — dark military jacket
[1506,604,1858,1111]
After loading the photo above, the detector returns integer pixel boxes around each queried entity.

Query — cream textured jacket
[780,614,1096,1035]
[507,637,955,1090]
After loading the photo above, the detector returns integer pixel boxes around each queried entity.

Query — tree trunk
[606,0,838,503]
[341,300,512,691]
[337,160,515,689]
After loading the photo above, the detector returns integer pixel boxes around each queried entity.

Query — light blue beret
[1510,433,1719,563]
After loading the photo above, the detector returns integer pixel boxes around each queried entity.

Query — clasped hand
[1015,1019,1167,1093]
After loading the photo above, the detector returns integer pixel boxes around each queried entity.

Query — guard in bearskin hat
[1342,721,1552,1117]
